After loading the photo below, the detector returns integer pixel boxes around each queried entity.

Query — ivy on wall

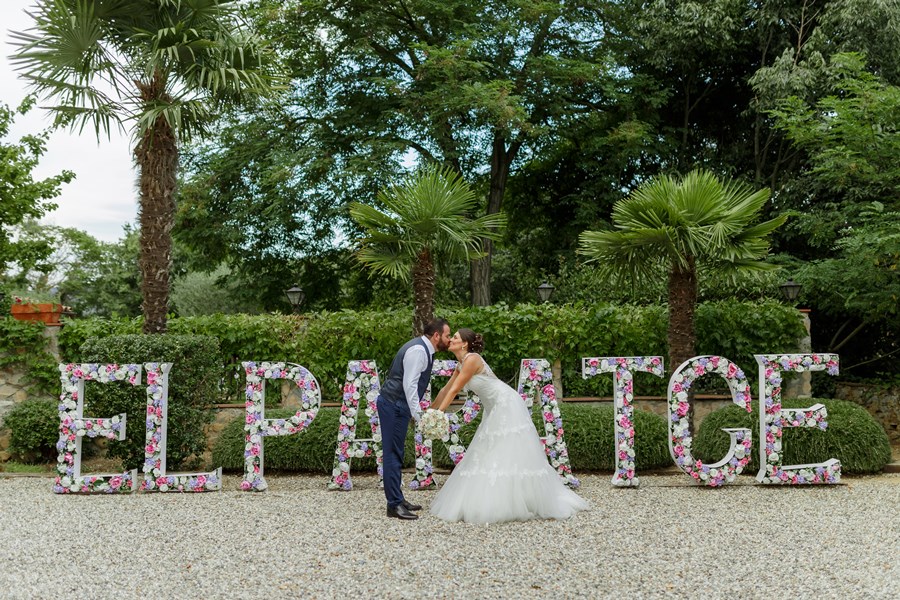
[0,318,58,395]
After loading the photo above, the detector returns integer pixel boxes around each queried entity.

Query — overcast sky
[2,0,136,243]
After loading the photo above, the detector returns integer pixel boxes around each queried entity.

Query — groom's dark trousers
[377,337,434,508]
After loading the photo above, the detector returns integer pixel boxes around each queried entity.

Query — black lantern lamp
[779,278,802,304]
[285,284,305,313]
[536,281,555,304]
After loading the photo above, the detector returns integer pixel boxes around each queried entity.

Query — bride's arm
[433,356,481,412]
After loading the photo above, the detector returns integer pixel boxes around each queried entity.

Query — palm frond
[580,169,787,281]
[9,0,280,142]
[350,165,505,273]
[355,244,412,280]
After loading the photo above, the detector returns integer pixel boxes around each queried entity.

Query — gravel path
[1,472,898,599]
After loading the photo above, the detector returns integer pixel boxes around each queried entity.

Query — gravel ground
[1,472,898,599]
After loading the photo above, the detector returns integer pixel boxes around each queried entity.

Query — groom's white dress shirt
[401,335,435,422]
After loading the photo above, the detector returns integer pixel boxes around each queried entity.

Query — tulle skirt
[429,381,589,524]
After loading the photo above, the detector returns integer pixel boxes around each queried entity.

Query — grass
[0,461,51,474]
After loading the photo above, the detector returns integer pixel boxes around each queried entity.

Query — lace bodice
[462,355,509,402]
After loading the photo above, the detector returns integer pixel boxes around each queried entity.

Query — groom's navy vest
[380,338,434,412]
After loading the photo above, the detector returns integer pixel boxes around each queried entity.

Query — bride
[429,328,589,524]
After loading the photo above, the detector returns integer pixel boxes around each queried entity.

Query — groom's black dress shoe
[387,504,419,520]
[401,500,422,511]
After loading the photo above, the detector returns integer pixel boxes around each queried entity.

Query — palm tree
[350,166,506,335]
[578,169,787,384]
[11,0,278,333]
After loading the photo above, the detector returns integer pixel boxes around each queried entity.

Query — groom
[377,317,451,520]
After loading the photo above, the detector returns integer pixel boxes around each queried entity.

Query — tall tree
[192,0,611,305]
[11,0,279,333]
[350,167,504,334]
[578,170,787,406]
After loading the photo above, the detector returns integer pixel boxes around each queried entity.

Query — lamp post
[780,278,812,398]
[285,284,305,314]
[536,282,555,304]
[535,281,562,398]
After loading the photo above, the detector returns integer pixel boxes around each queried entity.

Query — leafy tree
[184,0,612,305]
[8,222,142,317]
[797,203,900,370]
[578,170,787,394]
[765,54,900,374]
[171,264,263,316]
[11,0,279,333]
[768,54,900,253]
[0,98,74,277]
[349,167,504,334]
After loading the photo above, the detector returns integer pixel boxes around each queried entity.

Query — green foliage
[0,317,59,395]
[694,398,892,474]
[61,225,142,318]
[578,170,786,283]
[798,204,900,326]
[5,222,143,319]
[350,166,506,280]
[0,98,74,277]
[58,300,805,402]
[211,404,671,473]
[10,1,280,143]
[76,335,221,471]
[2,399,59,463]
[770,54,900,251]
[178,0,614,305]
[171,264,263,317]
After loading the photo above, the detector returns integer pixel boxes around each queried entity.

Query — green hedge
[211,403,671,473]
[58,300,805,401]
[694,398,892,474]
[1,399,61,463]
[77,334,221,471]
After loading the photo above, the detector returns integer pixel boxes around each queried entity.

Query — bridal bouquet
[420,408,449,440]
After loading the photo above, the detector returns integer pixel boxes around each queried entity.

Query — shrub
[57,300,805,402]
[211,403,672,473]
[694,398,892,474]
[77,334,221,471]
[2,399,60,463]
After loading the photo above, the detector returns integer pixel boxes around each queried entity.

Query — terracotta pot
[10,303,64,326]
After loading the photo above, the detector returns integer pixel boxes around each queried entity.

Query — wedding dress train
[429,356,589,524]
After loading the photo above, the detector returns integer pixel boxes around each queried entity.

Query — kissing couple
[376,318,589,524]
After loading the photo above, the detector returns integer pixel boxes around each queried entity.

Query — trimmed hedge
[58,299,805,401]
[1,399,60,463]
[694,398,892,474]
[77,334,221,471]
[211,403,672,473]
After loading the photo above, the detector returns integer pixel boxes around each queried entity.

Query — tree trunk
[411,248,435,336]
[135,74,177,334]
[668,257,698,430]
[470,134,520,306]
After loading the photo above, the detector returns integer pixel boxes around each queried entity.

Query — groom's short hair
[423,318,449,337]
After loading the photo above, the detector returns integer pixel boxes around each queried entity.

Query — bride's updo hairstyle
[458,328,485,353]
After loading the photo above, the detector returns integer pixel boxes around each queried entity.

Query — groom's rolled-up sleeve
[402,345,427,422]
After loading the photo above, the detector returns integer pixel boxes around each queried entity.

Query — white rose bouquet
[420,408,449,440]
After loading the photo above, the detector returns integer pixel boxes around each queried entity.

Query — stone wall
[0,367,29,428]
[835,382,900,443]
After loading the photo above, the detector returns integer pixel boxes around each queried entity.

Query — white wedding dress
[429,355,589,524]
